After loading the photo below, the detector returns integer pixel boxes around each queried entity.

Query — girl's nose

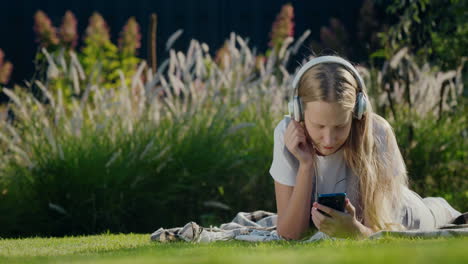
[322,129,335,146]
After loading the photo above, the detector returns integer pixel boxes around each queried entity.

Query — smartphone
[317,193,346,217]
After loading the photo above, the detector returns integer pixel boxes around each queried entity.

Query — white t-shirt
[269,116,351,193]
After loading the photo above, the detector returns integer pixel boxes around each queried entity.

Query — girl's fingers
[292,126,304,138]
[286,123,296,138]
[311,209,320,229]
[314,207,328,222]
[291,121,304,134]
[296,136,306,147]
[345,198,356,217]
[287,124,305,144]
[293,135,306,148]
[312,207,326,226]
[286,120,313,161]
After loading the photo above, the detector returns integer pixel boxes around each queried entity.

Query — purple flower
[33,10,59,48]
[118,17,141,56]
[269,3,295,51]
[60,11,78,50]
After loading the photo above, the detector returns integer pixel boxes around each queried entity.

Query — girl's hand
[284,119,316,166]
[311,198,372,239]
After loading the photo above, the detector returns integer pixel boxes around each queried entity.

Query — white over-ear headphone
[288,56,368,122]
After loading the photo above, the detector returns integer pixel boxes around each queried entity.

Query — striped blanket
[150,210,468,243]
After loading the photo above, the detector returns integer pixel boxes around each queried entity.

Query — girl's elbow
[277,224,301,240]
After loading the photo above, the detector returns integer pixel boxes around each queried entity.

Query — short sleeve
[269,116,299,186]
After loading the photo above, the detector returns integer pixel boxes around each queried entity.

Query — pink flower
[269,3,295,51]
[84,12,110,45]
[33,10,59,48]
[0,48,13,84]
[0,49,4,67]
[0,61,13,84]
[118,17,141,56]
[60,11,78,49]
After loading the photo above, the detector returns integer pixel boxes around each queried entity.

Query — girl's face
[303,101,352,156]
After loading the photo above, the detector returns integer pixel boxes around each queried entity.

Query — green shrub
[0,31,308,237]
[390,102,468,212]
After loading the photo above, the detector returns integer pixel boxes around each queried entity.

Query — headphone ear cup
[293,97,299,122]
[293,96,304,122]
[298,97,304,122]
[361,95,367,115]
[354,92,367,120]
[288,100,294,118]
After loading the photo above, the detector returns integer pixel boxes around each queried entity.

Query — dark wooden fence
[0,0,363,85]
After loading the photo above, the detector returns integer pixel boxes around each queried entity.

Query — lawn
[0,233,467,263]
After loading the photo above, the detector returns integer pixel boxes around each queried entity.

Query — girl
[269,56,463,240]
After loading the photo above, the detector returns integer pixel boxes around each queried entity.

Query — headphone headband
[288,56,368,121]
[291,56,366,98]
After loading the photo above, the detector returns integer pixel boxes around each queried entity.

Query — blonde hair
[298,61,408,232]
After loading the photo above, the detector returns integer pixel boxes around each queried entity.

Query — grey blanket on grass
[150,210,468,243]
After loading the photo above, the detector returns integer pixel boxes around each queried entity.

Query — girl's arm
[275,161,315,240]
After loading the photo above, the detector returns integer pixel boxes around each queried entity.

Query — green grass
[1,234,467,263]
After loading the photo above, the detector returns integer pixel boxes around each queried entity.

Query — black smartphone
[317,193,346,217]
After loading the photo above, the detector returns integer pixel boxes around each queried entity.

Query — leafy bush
[0,30,311,237]
[390,102,468,212]
[376,0,468,70]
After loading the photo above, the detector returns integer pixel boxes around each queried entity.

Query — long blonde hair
[298,61,408,231]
